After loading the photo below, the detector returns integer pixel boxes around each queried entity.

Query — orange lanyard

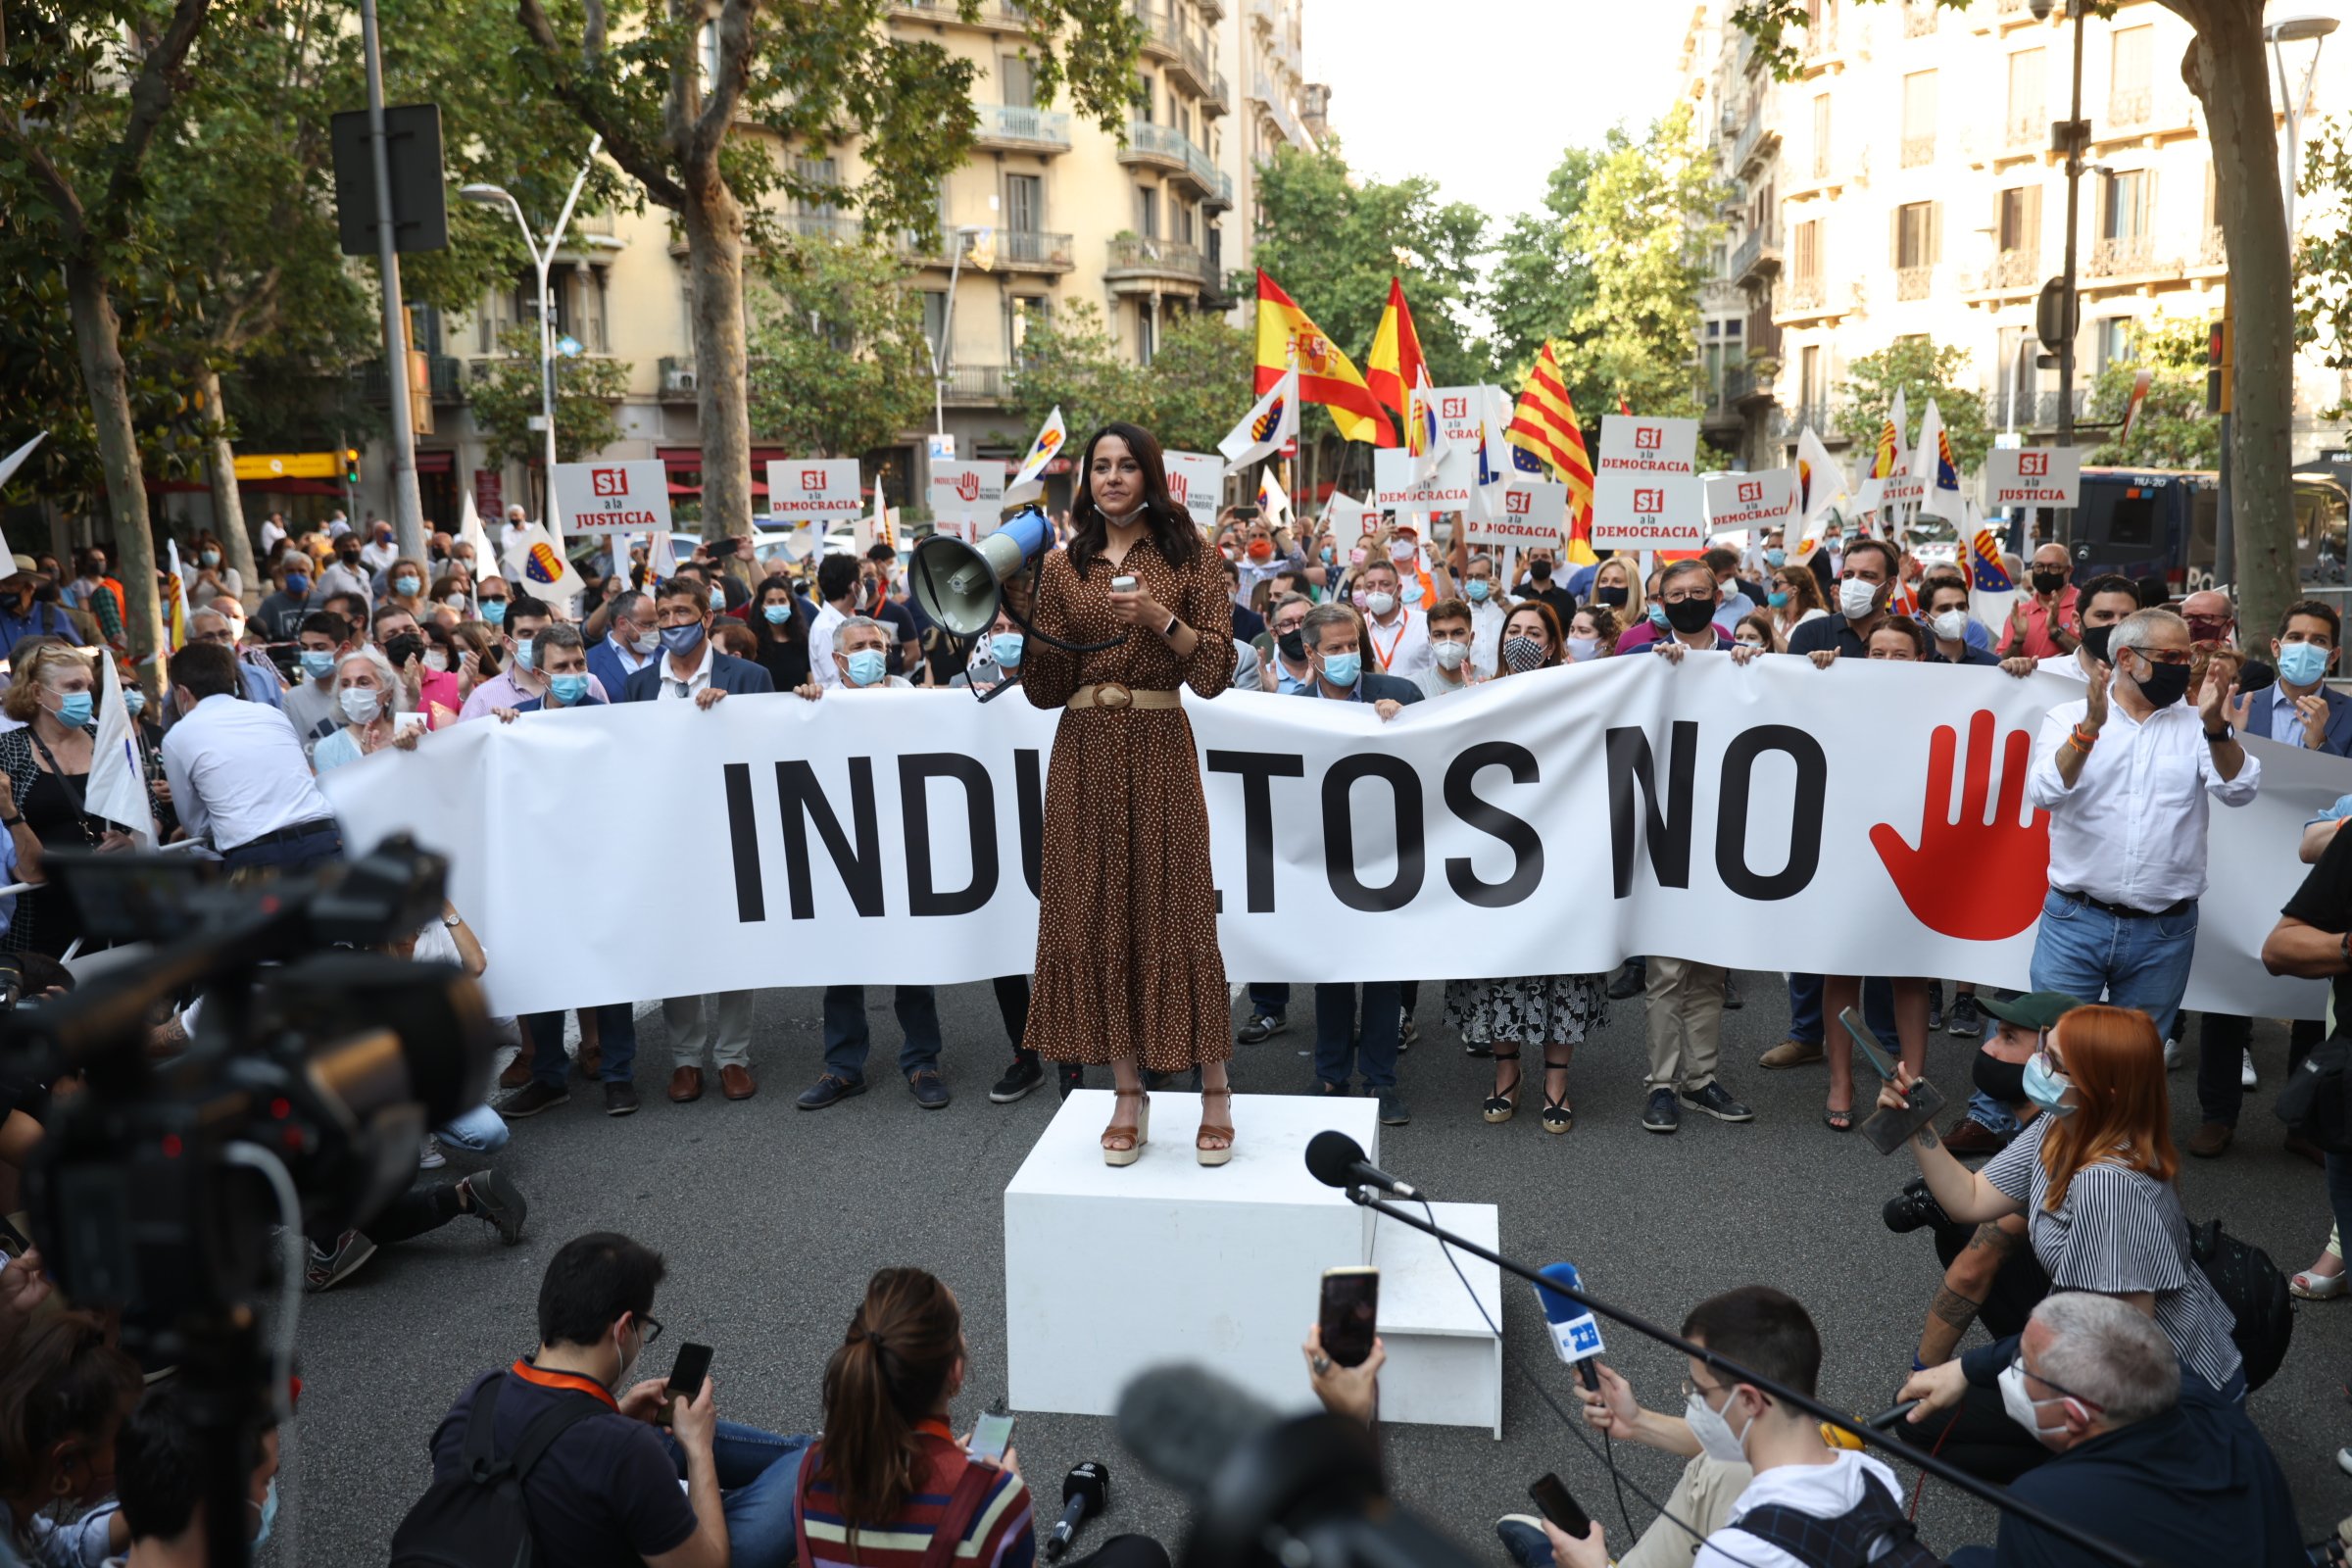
[1369,612,1408,672]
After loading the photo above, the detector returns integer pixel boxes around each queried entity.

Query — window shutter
[1930,202,1942,265]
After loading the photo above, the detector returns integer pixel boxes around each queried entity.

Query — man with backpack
[397,1231,809,1568]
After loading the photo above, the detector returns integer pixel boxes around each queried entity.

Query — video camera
[2,834,497,1568]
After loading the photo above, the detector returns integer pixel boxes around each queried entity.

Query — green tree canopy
[1486,147,1599,382]
[1006,302,1146,452]
[466,326,630,468]
[2085,316,2221,467]
[747,239,933,459]
[1834,339,1993,473]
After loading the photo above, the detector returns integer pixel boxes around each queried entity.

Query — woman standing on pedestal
[1014,422,1237,1167]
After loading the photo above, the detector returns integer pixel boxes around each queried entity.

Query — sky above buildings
[1309,3,1698,225]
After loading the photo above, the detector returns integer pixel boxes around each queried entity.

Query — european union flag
[1511,443,1544,473]
[1969,529,2014,593]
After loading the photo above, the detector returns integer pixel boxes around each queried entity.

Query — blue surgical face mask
[1319,651,1362,688]
[1764,548,1787,568]
[990,632,1025,667]
[1649,604,1670,629]
[123,687,145,717]
[513,636,535,672]
[761,603,793,625]
[481,600,508,626]
[199,550,221,568]
[843,648,888,687]
[1320,547,1336,564]
[1400,579,1425,607]
[660,622,704,655]
[1465,578,1491,602]
[251,1478,278,1548]
[299,650,335,679]
[53,691,92,728]
[284,573,310,597]
[394,573,421,596]
[1768,591,1789,608]
[2022,1051,2076,1118]
[549,672,591,706]
[2278,640,2331,687]
[710,584,726,610]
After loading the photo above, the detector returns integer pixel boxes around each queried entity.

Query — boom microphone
[1535,1261,1606,1392]
[1304,1130,1421,1200]
[1045,1461,1108,1560]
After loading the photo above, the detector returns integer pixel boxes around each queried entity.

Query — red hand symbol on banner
[1868,710,2050,942]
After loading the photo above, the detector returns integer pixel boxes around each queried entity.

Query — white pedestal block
[1004,1090,1379,1418]
[1367,1201,1503,1437]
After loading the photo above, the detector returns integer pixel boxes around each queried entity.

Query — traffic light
[344,448,361,486]
[2206,303,2233,416]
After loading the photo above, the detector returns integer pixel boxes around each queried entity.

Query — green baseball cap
[1976,991,2088,1032]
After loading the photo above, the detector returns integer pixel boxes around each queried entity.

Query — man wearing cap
[0,571,75,651]
[1932,987,2082,1171]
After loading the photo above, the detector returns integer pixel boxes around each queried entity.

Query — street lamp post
[2269,12,2338,244]
[461,135,604,539]
[2031,0,2088,547]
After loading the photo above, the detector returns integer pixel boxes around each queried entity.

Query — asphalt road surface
[272,975,2351,1565]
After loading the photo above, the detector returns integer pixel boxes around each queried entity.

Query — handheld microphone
[1304,1130,1421,1200]
[2237,659,2278,695]
[1044,1461,1108,1560]
[1534,1261,1605,1392]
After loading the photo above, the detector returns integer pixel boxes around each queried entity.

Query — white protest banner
[1465,480,1565,547]
[1592,416,1702,550]
[927,461,1007,543]
[765,457,863,523]
[1702,468,1797,538]
[322,658,2332,1023]
[1163,451,1225,533]
[551,460,672,536]
[1984,447,2082,510]
[1372,448,1474,514]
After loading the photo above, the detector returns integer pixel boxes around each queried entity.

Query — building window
[1000,53,1036,109]
[1791,219,1822,300]
[2094,317,2134,373]
[1136,73,1155,122]
[2109,25,2153,126]
[1136,185,1159,239]
[1136,305,1155,366]
[920,290,948,359]
[1996,185,2040,254]
[2101,169,2149,238]
[1007,296,1051,366]
[1900,71,1936,166]
[1798,343,1825,419]
[1004,172,1042,234]
[2006,48,2043,148]
[1810,93,1832,179]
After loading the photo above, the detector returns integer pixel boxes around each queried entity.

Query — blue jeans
[434,1104,510,1153]
[660,1422,812,1568]
[1787,972,1896,1048]
[822,985,941,1080]
[1314,982,1399,1091]
[1248,983,1290,1018]
[519,1003,639,1088]
[2028,890,2199,1045]
[221,823,343,875]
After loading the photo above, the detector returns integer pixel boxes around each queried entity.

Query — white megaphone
[910,505,1058,639]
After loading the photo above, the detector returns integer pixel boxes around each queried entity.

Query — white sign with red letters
[926,462,1007,543]
[1702,468,1798,535]
[1592,416,1702,550]
[1162,451,1226,533]
[551,460,672,535]
[1983,447,2082,509]
[1464,480,1566,546]
[764,458,864,520]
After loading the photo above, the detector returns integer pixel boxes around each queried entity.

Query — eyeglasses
[1681,1376,1732,1404]
[2006,1348,2102,1412]
[636,1313,664,1348]
[2125,646,2192,666]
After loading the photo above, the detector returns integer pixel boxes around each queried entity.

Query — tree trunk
[195,363,258,605]
[63,255,167,692]
[2188,7,2296,637]
[682,174,752,542]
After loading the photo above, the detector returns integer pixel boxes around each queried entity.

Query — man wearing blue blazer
[627,577,774,1104]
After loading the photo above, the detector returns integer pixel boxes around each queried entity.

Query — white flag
[1255,468,1292,530]
[1406,368,1452,487]
[1004,407,1070,506]
[0,433,47,493]
[164,540,193,651]
[1788,424,1850,563]
[647,528,679,583]
[1918,397,1964,518]
[504,519,587,606]
[86,654,154,845]
[459,490,498,598]
[1218,368,1300,468]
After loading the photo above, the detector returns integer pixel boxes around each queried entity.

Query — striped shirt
[1983,1117,2241,1391]
[796,1423,1035,1568]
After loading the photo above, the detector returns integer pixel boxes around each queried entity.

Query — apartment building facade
[356,0,1322,530]
[1686,0,2349,476]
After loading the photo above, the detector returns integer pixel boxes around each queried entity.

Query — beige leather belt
[1067,682,1180,710]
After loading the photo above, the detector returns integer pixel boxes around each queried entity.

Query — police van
[2055,466,2350,593]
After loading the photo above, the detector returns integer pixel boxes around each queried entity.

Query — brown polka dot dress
[1019,532,1234,1071]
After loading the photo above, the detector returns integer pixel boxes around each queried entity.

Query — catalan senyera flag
[1362,276,1427,423]
[1504,342,1595,522]
[1254,270,1395,447]
[1866,388,1908,484]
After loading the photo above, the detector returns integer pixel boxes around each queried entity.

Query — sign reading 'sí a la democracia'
[1465,480,1566,547]
[764,458,864,521]
[551,460,673,535]
[1702,468,1797,535]
[1592,416,1703,551]
[1983,446,2082,509]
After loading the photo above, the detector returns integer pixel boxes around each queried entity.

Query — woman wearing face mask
[1886,1004,2248,1421]
[312,647,416,773]
[448,621,500,700]
[1445,611,1608,1134]
[0,645,136,959]
[1498,602,1564,673]
[749,577,812,692]
[1564,607,1619,662]
[383,557,431,619]
[0,1310,145,1567]
[1587,558,1645,629]
[188,530,242,603]
[1010,421,1238,1167]
[1765,564,1828,642]
[1732,612,1778,654]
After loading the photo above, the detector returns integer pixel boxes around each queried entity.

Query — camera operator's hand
[1895,1359,1968,1424]
[96,828,135,854]
[1544,1517,1608,1568]
[1301,1324,1384,1427]
[668,1375,718,1456]
[1578,1360,1639,1438]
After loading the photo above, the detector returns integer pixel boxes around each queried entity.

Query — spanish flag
[1362,277,1426,424]
[1254,270,1395,448]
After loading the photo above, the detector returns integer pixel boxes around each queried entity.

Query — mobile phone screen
[1318,1267,1379,1368]
[665,1343,714,1400]
[1529,1473,1592,1537]
[968,1411,1016,1464]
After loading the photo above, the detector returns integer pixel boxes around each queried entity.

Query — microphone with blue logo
[1534,1261,1606,1393]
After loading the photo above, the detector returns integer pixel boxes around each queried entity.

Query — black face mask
[2031,569,2067,595]
[2081,623,2114,663]
[1595,584,1629,608]
[1971,1048,2029,1108]
[1277,630,1305,662]
[2132,656,2193,710]
[1662,597,1718,634]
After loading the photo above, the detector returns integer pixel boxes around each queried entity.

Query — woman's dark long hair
[817,1268,963,1532]
[1066,421,1198,577]
[753,577,805,646]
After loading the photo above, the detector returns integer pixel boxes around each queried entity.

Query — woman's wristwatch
[1,815,23,829]
[1161,612,1181,639]
[442,912,463,928]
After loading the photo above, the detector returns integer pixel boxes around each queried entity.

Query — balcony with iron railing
[2191,226,2226,270]
[974,103,1072,152]
[1105,234,1209,290]
[939,366,1011,405]
[658,356,698,401]
[1776,274,1860,324]
[2082,233,2180,283]
[887,0,1034,30]
[1200,67,1231,117]
[1801,13,1839,67]
[1734,104,1780,175]
[1132,1,1179,58]
[1166,24,1216,98]
[1894,265,1936,302]
[1250,74,1308,148]
[992,229,1076,270]
[1118,118,1194,174]
[1727,360,1777,407]
[1732,225,1782,287]
[780,212,859,242]
[2096,88,2197,143]
[2020,388,2092,430]
[1963,248,2042,295]
[1900,133,1936,168]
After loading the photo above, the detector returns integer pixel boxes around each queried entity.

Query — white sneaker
[418,1135,446,1170]
[2241,1050,2258,1089]
[2338,1446,2352,1479]
[2163,1036,2183,1072]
